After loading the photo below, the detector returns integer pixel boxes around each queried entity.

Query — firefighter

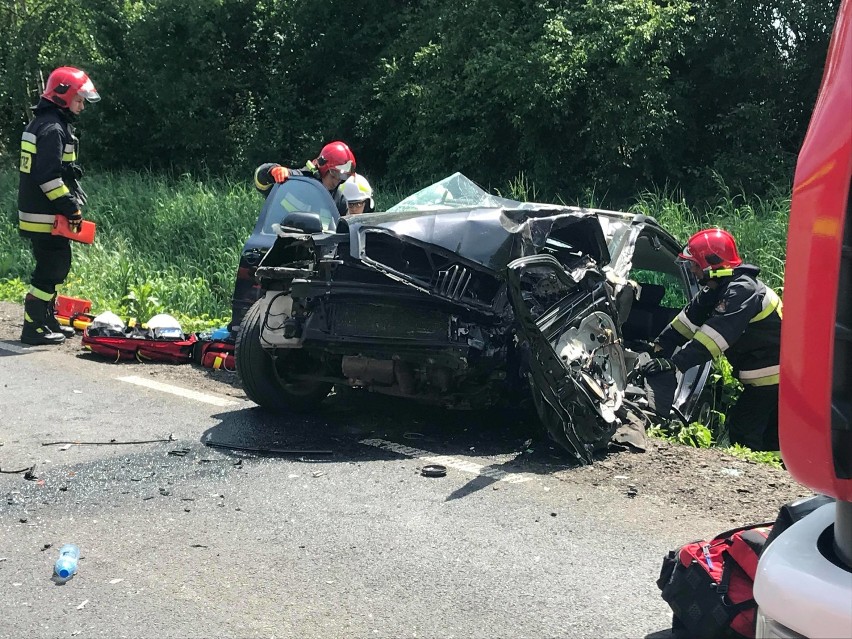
[640,228,782,451]
[18,66,100,345]
[340,174,375,215]
[253,141,356,215]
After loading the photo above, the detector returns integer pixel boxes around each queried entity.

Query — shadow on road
[200,387,590,482]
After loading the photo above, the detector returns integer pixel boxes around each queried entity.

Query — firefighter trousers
[727,383,779,452]
[28,234,72,296]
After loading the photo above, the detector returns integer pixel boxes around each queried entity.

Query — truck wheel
[235,298,332,411]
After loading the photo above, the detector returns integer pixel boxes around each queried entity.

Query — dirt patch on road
[0,300,811,525]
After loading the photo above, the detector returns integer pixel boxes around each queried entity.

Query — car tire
[235,297,332,411]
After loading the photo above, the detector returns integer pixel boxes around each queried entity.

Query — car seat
[621,283,677,343]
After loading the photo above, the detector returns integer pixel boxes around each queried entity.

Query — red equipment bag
[657,522,773,639]
[192,339,236,371]
[82,329,197,364]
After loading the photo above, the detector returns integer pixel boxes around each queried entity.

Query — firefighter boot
[20,294,65,345]
[46,295,75,338]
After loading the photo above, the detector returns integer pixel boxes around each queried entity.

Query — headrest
[637,283,665,306]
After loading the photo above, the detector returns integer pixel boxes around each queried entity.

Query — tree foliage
[0,0,841,203]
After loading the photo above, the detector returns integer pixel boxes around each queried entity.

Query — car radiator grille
[332,303,449,341]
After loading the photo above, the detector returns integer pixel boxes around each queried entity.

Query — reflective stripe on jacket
[657,265,782,386]
[18,100,83,236]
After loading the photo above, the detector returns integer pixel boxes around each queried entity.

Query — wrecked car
[234,173,712,463]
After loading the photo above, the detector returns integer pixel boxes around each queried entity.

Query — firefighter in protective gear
[640,228,782,451]
[253,141,355,215]
[18,66,100,345]
[340,174,374,215]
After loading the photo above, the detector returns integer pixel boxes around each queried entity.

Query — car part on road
[421,464,447,477]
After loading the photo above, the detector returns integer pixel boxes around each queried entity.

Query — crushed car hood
[347,206,611,274]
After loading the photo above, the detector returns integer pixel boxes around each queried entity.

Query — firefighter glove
[640,357,676,377]
[68,210,82,231]
[270,166,289,183]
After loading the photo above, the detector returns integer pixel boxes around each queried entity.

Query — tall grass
[1,170,792,327]
[0,170,258,327]
[629,186,790,291]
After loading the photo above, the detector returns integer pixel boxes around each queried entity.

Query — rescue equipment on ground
[82,326,197,363]
[191,338,235,371]
[53,295,95,331]
[145,313,183,340]
[51,216,95,244]
[657,522,773,638]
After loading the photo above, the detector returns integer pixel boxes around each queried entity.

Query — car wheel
[235,297,332,411]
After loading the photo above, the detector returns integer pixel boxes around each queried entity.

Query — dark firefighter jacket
[254,161,348,216]
[18,99,85,237]
[655,265,782,387]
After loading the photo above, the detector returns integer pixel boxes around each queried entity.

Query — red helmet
[315,141,356,179]
[679,228,743,271]
[42,67,100,108]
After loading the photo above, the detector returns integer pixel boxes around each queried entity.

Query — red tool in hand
[52,215,96,244]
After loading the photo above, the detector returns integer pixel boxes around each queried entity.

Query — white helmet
[146,313,183,340]
[88,311,126,336]
[341,174,374,211]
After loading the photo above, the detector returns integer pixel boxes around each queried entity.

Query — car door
[602,215,713,426]
[506,253,627,464]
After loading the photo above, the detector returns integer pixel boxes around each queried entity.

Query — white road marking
[117,376,238,407]
[0,342,29,354]
[359,438,533,484]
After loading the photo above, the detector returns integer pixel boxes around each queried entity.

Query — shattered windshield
[388,172,532,212]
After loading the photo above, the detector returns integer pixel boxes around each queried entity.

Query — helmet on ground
[315,141,356,179]
[146,313,183,340]
[679,228,743,273]
[42,67,100,108]
[341,174,374,210]
[88,311,125,337]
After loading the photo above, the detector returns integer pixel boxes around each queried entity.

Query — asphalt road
[0,339,724,639]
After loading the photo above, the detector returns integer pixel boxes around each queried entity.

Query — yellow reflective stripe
[750,289,782,323]
[45,184,71,201]
[62,152,76,162]
[19,220,53,233]
[694,331,723,358]
[254,166,272,191]
[213,356,223,369]
[672,317,694,339]
[709,268,734,278]
[29,286,53,301]
[741,373,780,386]
[21,141,36,153]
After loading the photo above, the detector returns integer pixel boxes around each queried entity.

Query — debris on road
[421,464,447,478]
[42,435,175,447]
[76,599,88,610]
[0,464,36,476]
[109,578,123,584]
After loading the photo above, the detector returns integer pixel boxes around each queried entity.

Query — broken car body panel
[240,174,711,462]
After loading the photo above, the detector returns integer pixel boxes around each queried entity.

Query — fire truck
[753,0,852,636]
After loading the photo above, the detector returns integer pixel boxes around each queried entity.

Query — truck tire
[235,297,331,411]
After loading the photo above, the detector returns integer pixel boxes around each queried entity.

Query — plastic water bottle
[54,544,80,581]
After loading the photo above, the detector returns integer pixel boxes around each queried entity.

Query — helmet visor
[78,88,100,103]
[78,78,100,103]
[331,160,354,180]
